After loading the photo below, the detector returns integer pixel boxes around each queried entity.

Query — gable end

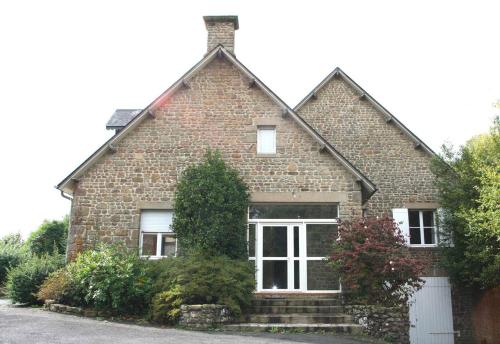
[294,67,437,157]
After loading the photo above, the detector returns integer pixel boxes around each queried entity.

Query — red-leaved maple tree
[330,216,429,306]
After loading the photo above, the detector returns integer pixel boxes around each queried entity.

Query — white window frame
[408,209,438,247]
[257,126,276,154]
[247,204,341,293]
[139,210,177,259]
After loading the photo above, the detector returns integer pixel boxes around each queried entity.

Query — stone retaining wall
[179,304,233,328]
[344,305,409,344]
[44,300,109,318]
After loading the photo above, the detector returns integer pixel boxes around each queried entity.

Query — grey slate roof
[106,109,142,130]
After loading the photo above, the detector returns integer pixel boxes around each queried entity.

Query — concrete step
[252,305,344,314]
[247,313,352,324]
[224,323,363,334]
[252,298,342,307]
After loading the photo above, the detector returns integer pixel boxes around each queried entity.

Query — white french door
[253,221,340,292]
[256,223,304,291]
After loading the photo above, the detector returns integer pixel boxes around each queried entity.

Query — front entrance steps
[224,295,363,334]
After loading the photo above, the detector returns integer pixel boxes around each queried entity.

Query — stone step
[252,305,344,314]
[247,313,352,324]
[224,323,363,334]
[252,298,342,307]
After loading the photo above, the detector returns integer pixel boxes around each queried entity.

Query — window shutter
[257,127,276,154]
[392,208,409,245]
[140,210,173,232]
[437,208,453,247]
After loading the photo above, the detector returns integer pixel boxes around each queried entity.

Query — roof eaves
[57,45,376,197]
[294,67,437,157]
[56,45,223,193]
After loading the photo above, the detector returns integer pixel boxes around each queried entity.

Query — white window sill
[409,244,439,248]
[256,153,277,157]
[140,255,175,260]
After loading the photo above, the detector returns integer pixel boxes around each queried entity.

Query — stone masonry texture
[297,76,438,216]
[206,22,236,54]
[67,57,363,260]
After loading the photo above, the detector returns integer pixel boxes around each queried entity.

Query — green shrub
[37,268,78,305]
[151,286,184,323]
[6,254,64,304]
[0,233,28,287]
[68,244,152,314]
[26,217,68,256]
[173,150,250,258]
[150,254,255,324]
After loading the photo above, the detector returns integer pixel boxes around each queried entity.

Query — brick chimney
[203,15,239,54]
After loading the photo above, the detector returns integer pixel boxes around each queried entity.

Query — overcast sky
[0,0,498,238]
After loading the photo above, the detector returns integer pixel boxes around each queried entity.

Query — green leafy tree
[0,233,28,286]
[6,254,64,304]
[26,216,69,256]
[173,150,250,259]
[431,117,500,289]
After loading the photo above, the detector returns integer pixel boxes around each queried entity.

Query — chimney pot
[203,15,239,54]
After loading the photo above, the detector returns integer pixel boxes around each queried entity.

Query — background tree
[0,233,27,287]
[431,117,499,289]
[26,216,69,256]
[173,150,250,259]
[330,217,428,306]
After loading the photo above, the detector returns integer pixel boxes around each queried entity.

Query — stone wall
[345,305,409,344]
[179,304,233,328]
[297,76,439,217]
[67,57,363,261]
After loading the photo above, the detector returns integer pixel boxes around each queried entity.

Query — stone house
[57,16,472,343]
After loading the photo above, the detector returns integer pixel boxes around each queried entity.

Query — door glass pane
[294,260,300,289]
[142,233,157,256]
[263,226,287,257]
[249,204,338,219]
[248,224,256,258]
[161,235,176,256]
[307,260,339,290]
[293,226,299,257]
[263,261,287,289]
[307,224,337,257]
[410,227,421,244]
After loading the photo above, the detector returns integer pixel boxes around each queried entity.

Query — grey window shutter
[392,208,409,245]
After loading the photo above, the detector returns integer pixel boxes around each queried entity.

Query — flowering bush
[330,216,428,306]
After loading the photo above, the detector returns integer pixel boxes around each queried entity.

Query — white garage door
[409,277,455,344]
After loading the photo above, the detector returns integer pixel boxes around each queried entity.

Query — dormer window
[257,126,276,154]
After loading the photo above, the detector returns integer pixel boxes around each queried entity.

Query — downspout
[60,190,73,200]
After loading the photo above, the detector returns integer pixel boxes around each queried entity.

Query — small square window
[257,126,276,154]
[140,210,176,258]
[409,210,437,246]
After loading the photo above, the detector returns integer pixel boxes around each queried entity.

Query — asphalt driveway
[0,299,373,344]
